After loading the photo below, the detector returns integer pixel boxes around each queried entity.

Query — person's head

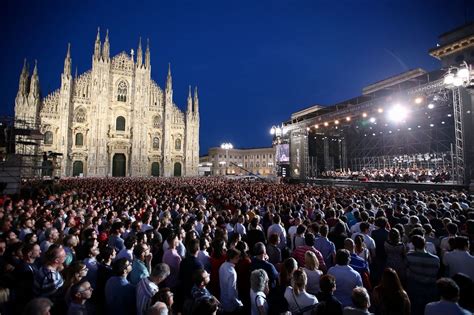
[291,269,308,295]
[193,268,211,288]
[124,235,137,250]
[150,263,170,284]
[167,233,179,249]
[453,236,469,250]
[191,296,220,315]
[269,233,280,246]
[66,261,88,285]
[133,243,150,262]
[226,248,241,264]
[304,232,315,246]
[388,228,400,243]
[70,280,93,303]
[437,277,461,302]
[319,274,337,294]
[112,258,132,277]
[304,251,319,271]
[446,222,458,235]
[280,257,298,286]
[22,243,41,261]
[211,239,226,258]
[411,235,426,251]
[98,245,116,264]
[360,222,370,233]
[151,287,174,309]
[379,268,403,292]
[44,244,66,268]
[320,224,329,237]
[354,234,365,250]
[250,269,269,293]
[187,238,200,256]
[23,297,53,315]
[335,249,351,266]
[253,242,266,258]
[344,238,355,252]
[351,287,370,310]
[296,224,307,235]
[45,227,59,242]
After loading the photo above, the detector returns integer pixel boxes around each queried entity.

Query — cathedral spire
[166,63,172,91]
[145,38,151,69]
[187,85,192,113]
[102,29,110,61]
[75,66,78,80]
[94,27,101,60]
[136,37,143,68]
[17,58,29,97]
[193,86,199,113]
[63,43,72,77]
[29,60,40,98]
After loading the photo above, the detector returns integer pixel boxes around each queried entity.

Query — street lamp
[220,142,233,175]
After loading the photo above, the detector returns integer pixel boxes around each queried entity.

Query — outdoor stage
[290,178,468,192]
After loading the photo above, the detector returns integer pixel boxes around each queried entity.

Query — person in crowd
[162,233,181,290]
[443,236,474,279]
[343,286,372,315]
[328,249,363,307]
[108,222,125,252]
[314,224,336,269]
[178,238,204,311]
[284,268,318,315]
[147,288,174,315]
[116,235,136,261]
[209,238,227,296]
[316,274,343,315]
[23,297,54,315]
[267,215,287,250]
[352,222,376,260]
[136,263,170,315]
[292,224,307,250]
[266,233,281,266]
[33,244,66,300]
[372,268,410,315]
[67,280,93,315]
[343,238,369,278]
[425,277,471,315]
[129,243,153,285]
[235,240,252,313]
[14,242,41,309]
[246,217,266,256]
[192,296,220,315]
[293,232,327,272]
[40,227,60,254]
[104,258,136,315]
[330,222,349,251]
[384,228,407,285]
[197,237,212,272]
[250,242,279,289]
[406,234,440,315]
[219,248,243,314]
[250,269,269,315]
[302,251,323,295]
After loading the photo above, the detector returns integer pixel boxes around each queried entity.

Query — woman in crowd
[302,251,322,295]
[284,268,318,315]
[250,269,269,315]
[372,268,411,315]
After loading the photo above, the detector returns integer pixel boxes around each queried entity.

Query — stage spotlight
[369,117,376,123]
[377,108,384,113]
[427,103,435,109]
[430,123,434,127]
[441,121,445,124]
[324,122,329,126]
[306,127,310,131]
[334,120,339,125]
[387,104,409,123]
[315,124,319,129]
[346,116,351,121]
[414,97,423,104]
[362,112,368,118]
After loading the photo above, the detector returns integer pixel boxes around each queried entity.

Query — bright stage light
[334,120,339,125]
[346,116,351,121]
[428,103,435,109]
[414,97,423,104]
[387,104,409,123]
[362,112,368,118]
[377,108,384,113]
[369,117,376,123]
[315,124,319,129]
[324,122,329,126]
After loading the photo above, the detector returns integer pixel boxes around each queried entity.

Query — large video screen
[276,144,290,163]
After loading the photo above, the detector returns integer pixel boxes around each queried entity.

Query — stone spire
[193,86,199,113]
[102,29,110,61]
[136,37,143,68]
[29,60,40,98]
[94,27,101,60]
[145,38,151,69]
[63,43,72,77]
[187,85,192,113]
[17,58,29,96]
[166,63,172,91]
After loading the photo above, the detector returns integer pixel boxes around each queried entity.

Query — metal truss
[452,88,465,184]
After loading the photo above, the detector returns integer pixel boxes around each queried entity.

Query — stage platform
[291,178,468,192]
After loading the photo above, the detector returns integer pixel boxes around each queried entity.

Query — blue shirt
[425,300,471,315]
[328,265,362,307]
[105,276,136,315]
[128,259,149,286]
[349,253,369,274]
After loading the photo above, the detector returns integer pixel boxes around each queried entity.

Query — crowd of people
[320,167,452,183]
[0,177,473,315]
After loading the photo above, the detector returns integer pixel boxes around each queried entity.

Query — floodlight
[346,116,351,121]
[369,117,376,123]
[414,97,423,104]
[324,122,329,126]
[427,103,435,109]
[362,112,368,118]
[453,76,463,87]
[457,67,469,80]
[334,120,339,125]
[444,73,455,85]
[377,108,384,113]
[387,104,409,123]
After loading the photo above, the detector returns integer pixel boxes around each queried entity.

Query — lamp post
[220,142,233,175]
[443,61,472,185]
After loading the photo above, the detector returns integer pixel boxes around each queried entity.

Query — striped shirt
[33,266,64,298]
[406,251,440,285]
[136,277,159,315]
[292,245,327,272]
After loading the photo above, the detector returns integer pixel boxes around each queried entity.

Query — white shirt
[284,287,318,315]
[267,223,287,249]
[443,250,474,280]
[136,277,159,315]
[219,261,242,312]
[250,290,268,315]
[303,268,322,295]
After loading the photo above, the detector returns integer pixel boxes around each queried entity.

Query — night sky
[1,0,472,155]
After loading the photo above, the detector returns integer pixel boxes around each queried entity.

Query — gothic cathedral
[14,28,200,177]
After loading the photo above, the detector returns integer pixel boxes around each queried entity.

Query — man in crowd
[105,258,136,315]
[219,248,243,314]
[425,278,471,315]
[136,263,170,315]
[328,249,363,307]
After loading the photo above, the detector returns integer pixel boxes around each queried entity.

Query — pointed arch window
[117,81,127,102]
[75,133,84,147]
[116,116,126,131]
[175,138,181,151]
[152,137,160,150]
[153,115,161,128]
[44,131,53,145]
[75,108,86,123]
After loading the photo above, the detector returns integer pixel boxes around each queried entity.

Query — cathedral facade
[14,29,200,177]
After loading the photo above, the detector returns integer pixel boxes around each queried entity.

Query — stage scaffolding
[283,71,473,185]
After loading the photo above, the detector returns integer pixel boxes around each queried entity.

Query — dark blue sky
[1,0,472,154]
